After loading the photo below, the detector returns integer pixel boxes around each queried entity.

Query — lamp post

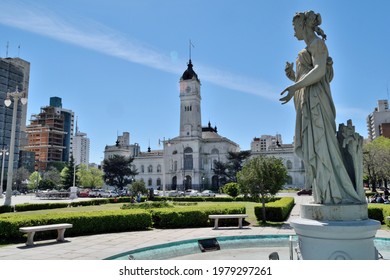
[4,87,27,206]
[0,147,9,198]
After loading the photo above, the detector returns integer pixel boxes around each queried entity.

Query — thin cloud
[0,2,277,101]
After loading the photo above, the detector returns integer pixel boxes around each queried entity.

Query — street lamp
[4,86,27,206]
[0,147,9,198]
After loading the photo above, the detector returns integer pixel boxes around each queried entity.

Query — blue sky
[0,0,389,164]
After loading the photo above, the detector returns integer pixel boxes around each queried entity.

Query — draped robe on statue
[293,38,365,204]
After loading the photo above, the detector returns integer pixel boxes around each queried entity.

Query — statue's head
[293,11,326,41]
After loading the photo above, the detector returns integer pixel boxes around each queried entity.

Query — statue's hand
[285,62,295,81]
[279,86,295,105]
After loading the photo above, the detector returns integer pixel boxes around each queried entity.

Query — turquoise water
[105,235,295,260]
[105,235,390,260]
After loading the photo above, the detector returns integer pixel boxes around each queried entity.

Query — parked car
[100,191,119,198]
[168,191,185,197]
[297,188,312,196]
[200,190,216,197]
[185,189,199,196]
[78,189,90,197]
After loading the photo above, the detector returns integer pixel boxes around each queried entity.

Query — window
[148,165,153,173]
[157,164,161,173]
[157,178,161,186]
[148,178,152,186]
[286,160,293,170]
[141,165,144,173]
[184,147,193,170]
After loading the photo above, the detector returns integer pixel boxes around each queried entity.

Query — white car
[200,190,216,197]
[185,189,199,196]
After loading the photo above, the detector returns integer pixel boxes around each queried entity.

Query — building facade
[250,135,305,188]
[367,99,390,140]
[25,97,74,171]
[0,57,30,176]
[104,60,240,191]
[72,123,90,166]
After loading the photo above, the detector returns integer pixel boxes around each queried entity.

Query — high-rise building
[72,121,90,166]
[26,97,74,171]
[367,99,390,140]
[0,57,30,176]
[251,134,282,152]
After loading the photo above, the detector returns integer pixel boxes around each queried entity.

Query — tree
[78,164,104,188]
[61,155,79,188]
[102,155,138,189]
[129,180,147,196]
[363,136,390,192]
[226,150,251,182]
[212,161,229,187]
[14,167,30,192]
[222,182,240,198]
[28,171,41,192]
[43,167,62,189]
[237,156,288,223]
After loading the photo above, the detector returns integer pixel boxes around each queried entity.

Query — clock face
[185,86,191,93]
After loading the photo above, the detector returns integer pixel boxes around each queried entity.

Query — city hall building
[104,60,240,191]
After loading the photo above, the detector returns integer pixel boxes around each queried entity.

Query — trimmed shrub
[254,197,294,222]
[121,201,173,209]
[151,205,246,228]
[0,210,152,244]
[0,205,14,214]
[15,203,69,212]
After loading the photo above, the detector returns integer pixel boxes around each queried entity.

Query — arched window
[286,176,293,185]
[184,175,192,189]
[157,178,161,186]
[141,165,144,173]
[148,165,153,173]
[148,178,152,186]
[157,164,161,173]
[184,147,193,170]
[172,176,177,190]
[286,160,293,170]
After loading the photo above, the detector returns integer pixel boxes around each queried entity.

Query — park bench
[19,223,73,246]
[208,214,248,230]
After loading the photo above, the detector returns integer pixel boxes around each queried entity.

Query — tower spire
[189,39,195,61]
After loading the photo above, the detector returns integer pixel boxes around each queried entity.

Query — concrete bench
[208,214,248,229]
[19,223,73,246]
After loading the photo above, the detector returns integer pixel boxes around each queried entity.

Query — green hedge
[0,210,152,243]
[0,205,14,214]
[151,204,246,228]
[254,197,295,222]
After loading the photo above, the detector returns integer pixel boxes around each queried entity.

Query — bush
[0,205,14,214]
[0,210,152,244]
[15,203,69,212]
[151,205,246,228]
[222,182,240,198]
[121,201,173,209]
[254,197,294,222]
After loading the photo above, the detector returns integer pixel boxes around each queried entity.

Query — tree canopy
[102,155,138,189]
[238,155,288,222]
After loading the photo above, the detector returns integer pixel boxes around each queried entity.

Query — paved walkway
[0,194,389,260]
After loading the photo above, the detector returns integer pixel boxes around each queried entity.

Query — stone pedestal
[290,203,381,260]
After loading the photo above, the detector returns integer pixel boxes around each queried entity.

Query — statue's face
[293,19,304,41]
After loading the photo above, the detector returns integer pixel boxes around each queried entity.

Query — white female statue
[280,11,366,204]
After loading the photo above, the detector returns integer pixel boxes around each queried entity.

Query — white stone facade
[251,140,305,188]
[367,99,390,140]
[104,60,240,191]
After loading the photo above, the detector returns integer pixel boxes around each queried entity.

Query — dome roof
[181,59,199,81]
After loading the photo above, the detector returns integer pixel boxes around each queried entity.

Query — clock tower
[179,59,202,138]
